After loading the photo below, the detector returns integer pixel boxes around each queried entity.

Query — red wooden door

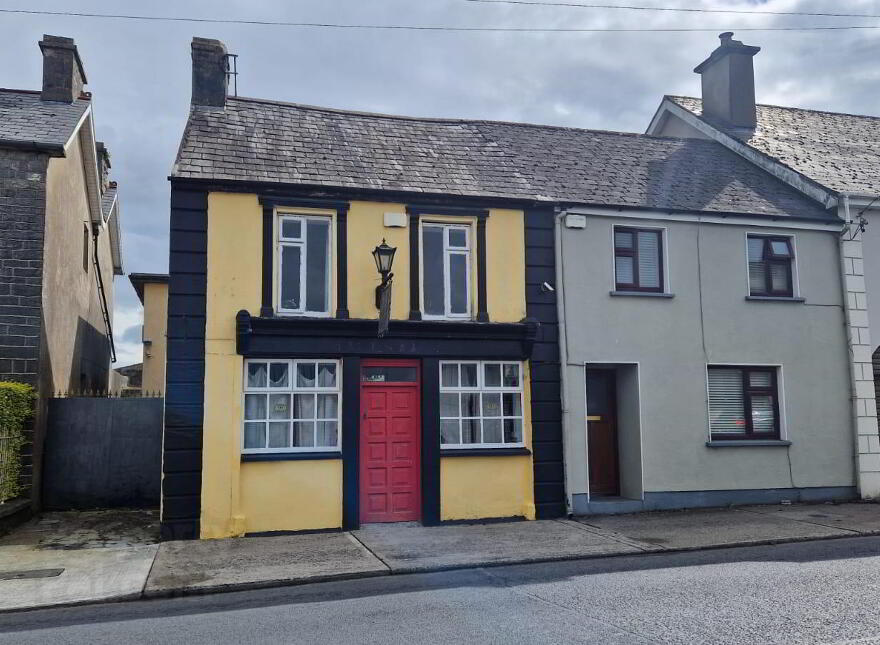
[360,360,421,523]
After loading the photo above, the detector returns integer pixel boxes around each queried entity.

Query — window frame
[746,234,795,298]
[276,213,333,317]
[706,365,782,441]
[439,360,526,449]
[612,225,665,293]
[241,358,341,454]
[420,221,472,320]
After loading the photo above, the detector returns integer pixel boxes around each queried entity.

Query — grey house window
[708,366,780,440]
[614,227,663,292]
[747,235,794,297]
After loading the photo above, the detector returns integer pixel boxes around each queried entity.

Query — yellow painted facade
[200,191,533,537]
[440,362,536,521]
[141,282,168,394]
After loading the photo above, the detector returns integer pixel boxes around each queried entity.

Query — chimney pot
[39,35,87,103]
[191,37,229,108]
[694,32,761,129]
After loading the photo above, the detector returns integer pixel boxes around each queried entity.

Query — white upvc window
[277,214,331,315]
[439,361,524,448]
[421,223,471,319]
[242,359,340,453]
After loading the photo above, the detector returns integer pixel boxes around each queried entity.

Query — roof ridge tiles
[224,95,713,143]
[668,94,880,123]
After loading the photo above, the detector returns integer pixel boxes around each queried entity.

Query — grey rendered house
[647,32,880,501]
[0,35,123,510]
[555,136,855,514]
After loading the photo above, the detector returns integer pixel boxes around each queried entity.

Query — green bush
[0,382,35,502]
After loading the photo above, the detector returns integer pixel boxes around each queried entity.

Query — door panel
[587,369,620,496]
[360,362,421,523]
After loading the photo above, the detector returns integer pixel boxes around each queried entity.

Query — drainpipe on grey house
[554,208,575,514]
[837,193,880,498]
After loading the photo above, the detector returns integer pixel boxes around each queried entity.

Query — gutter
[0,138,65,154]
[92,231,116,364]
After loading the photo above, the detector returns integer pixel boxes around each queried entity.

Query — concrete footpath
[1,502,880,611]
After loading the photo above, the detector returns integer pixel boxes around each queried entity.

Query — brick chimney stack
[39,35,87,103]
[694,32,761,129]
[191,37,228,108]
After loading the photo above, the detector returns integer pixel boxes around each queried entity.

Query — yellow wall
[200,192,345,538]
[440,362,536,521]
[346,204,525,322]
[240,460,342,533]
[441,456,535,520]
[200,192,531,536]
[486,208,526,323]
[141,282,168,394]
[347,202,410,320]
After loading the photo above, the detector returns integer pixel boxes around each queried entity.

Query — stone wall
[0,148,49,499]
[0,148,48,386]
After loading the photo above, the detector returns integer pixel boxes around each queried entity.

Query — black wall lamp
[372,239,396,308]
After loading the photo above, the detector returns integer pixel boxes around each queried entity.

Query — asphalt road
[2,536,880,644]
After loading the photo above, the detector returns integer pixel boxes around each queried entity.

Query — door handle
[587,416,601,421]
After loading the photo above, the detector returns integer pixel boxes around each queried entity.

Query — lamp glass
[372,240,396,275]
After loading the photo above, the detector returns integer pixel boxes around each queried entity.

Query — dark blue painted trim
[421,357,441,526]
[342,357,361,531]
[241,451,342,462]
[161,188,208,541]
[525,207,566,519]
[440,447,531,457]
[258,196,350,212]
[406,204,489,219]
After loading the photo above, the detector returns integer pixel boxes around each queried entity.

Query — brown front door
[359,359,421,523]
[587,369,619,497]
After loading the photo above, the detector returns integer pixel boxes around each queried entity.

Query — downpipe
[554,208,577,515]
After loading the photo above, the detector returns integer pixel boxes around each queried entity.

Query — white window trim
[276,213,333,317]
[743,232,801,298]
[439,360,526,449]
[420,222,472,320]
[242,358,342,454]
[609,224,670,293]
[704,362,787,441]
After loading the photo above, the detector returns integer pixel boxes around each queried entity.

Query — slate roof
[669,96,880,197]
[129,273,169,305]
[101,183,117,220]
[172,96,833,219]
[0,88,90,152]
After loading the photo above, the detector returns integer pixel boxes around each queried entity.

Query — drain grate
[0,568,64,581]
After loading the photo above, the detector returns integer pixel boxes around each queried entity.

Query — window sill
[610,291,674,298]
[745,296,805,303]
[440,447,531,457]
[273,311,333,318]
[242,451,342,462]
[706,440,791,448]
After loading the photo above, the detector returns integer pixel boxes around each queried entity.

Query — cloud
[1,0,876,354]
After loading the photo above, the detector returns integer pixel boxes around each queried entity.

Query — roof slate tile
[0,89,90,150]
[172,96,831,219]
[670,96,880,196]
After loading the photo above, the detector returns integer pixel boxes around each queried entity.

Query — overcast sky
[1,0,878,366]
